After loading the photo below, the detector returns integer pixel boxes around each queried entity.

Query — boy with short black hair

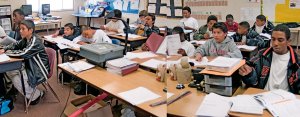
[135,13,160,37]
[225,14,238,32]
[73,25,112,45]
[100,9,125,33]
[12,9,25,41]
[193,15,218,40]
[51,23,81,41]
[251,14,274,34]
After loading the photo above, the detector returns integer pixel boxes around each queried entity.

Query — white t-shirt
[180,17,199,30]
[255,23,265,34]
[264,51,290,91]
[105,20,125,33]
[181,40,195,57]
[73,30,112,44]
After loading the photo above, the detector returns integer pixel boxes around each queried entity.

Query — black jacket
[242,46,300,94]
[230,29,265,49]
[58,27,81,41]
[4,35,50,88]
[251,21,274,34]
[135,25,160,37]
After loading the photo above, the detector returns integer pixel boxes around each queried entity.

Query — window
[26,0,73,12]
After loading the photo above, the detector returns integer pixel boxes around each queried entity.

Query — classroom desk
[72,14,100,27]
[290,27,300,51]
[0,57,29,112]
[58,61,167,117]
[108,34,147,49]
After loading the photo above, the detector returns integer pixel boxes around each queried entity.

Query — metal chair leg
[42,83,48,91]
[45,81,60,102]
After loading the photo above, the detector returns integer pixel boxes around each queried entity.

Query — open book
[206,56,241,72]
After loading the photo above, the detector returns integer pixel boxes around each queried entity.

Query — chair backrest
[45,47,56,78]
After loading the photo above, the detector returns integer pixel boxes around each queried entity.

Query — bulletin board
[84,0,140,14]
[147,0,183,18]
[262,0,300,23]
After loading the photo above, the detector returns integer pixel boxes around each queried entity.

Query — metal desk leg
[19,70,28,113]
[76,17,79,26]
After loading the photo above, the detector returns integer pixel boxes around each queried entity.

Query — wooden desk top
[200,59,246,76]
[58,62,166,117]
[0,57,23,64]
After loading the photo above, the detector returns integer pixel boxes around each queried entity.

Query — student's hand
[177,48,187,56]
[0,49,5,54]
[141,44,149,51]
[203,33,210,39]
[239,64,253,76]
[138,24,145,29]
[77,41,88,45]
[195,53,203,61]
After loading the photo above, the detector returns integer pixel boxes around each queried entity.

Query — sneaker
[28,91,45,105]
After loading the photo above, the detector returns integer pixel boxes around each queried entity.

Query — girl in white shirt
[100,9,125,33]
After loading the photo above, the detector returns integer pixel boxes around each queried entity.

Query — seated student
[173,27,195,57]
[195,22,243,61]
[132,10,148,26]
[73,25,112,45]
[231,21,265,48]
[225,14,238,32]
[180,6,199,32]
[251,14,274,34]
[134,14,160,37]
[193,15,218,40]
[239,24,300,94]
[0,20,49,105]
[100,9,125,33]
[12,9,25,41]
[51,23,81,41]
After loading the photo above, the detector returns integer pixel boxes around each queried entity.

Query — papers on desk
[260,33,271,40]
[206,56,241,73]
[253,89,297,117]
[190,40,206,45]
[118,87,161,105]
[230,95,264,114]
[272,98,300,117]
[141,59,166,69]
[0,54,10,63]
[195,93,232,116]
[166,34,181,56]
[116,33,142,38]
[44,35,81,49]
[237,45,257,51]
[167,57,208,68]
[124,52,158,59]
[59,61,95,73]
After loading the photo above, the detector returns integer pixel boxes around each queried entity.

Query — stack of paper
[124,52,158,59]
[141,59,166,69]
[106,58,139,76]
[237,45,257,51]
[166,34,181,56]
[195,93,232,116]
[59,61,95,73]
[0,54,10,63]
[206,57,241,72]
[230,95,264,114]
[272,99,300,117]
[118,87,161,105]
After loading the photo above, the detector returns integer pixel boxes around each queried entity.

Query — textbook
[145,33,165,53]
[206,57,241,73]
[106,58,139,76]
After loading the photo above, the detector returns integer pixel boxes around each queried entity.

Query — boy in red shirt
[225,14,238,32]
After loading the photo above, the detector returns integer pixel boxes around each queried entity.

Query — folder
[145,33,165,53]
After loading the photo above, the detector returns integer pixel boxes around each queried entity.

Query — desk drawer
[204,75,232,86]
[0,61,22,73]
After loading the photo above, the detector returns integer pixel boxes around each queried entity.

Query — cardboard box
[64,95,113,117]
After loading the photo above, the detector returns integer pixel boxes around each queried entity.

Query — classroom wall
[0,0,85,27]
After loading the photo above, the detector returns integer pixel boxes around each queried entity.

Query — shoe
[28,91,45,105]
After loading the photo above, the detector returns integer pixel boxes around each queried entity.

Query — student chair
[25,48,60,112]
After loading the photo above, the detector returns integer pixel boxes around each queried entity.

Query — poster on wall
[86,0,140,14]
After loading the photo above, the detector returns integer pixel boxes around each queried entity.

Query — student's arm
[5,36,44,59]
[4,40,23,50]
[239,51,262,85]
[72,36,85,44]
[193,25,207,40]
[97,30,112,43]
[224,41,243,58]
[64,29,81,41]
[194,40,210,58]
